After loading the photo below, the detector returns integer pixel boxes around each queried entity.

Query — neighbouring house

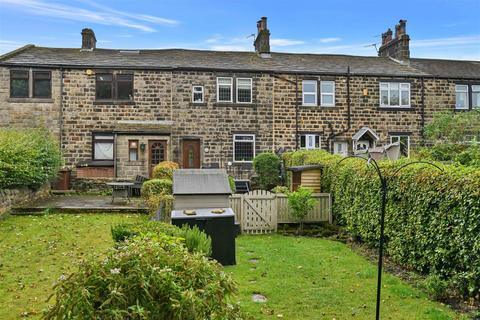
[0,17,479,188]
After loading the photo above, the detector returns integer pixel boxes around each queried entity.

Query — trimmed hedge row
[0,128,62,189]
[283,150,480,298]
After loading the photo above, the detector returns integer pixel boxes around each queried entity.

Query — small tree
[288,187,316,234]
[252,152,281,190]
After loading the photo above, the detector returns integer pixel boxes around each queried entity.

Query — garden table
[106,182,134,203]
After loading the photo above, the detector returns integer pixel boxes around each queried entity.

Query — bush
[44,235,244,319]
[152,161,179,180]
[111,221,211,256]
[144,194,174,221]
[288,186,316,234]
[271,185,289,194]
[422,274,450,301]
[283,149,480,298]
[228,175,236,193]
[141,179,173,198]
[252,152,281,190]
[0,128,62,189]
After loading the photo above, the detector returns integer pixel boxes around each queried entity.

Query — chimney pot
[378,20,409,61]
[81,28,96,50]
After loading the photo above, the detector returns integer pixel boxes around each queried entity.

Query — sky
[0,0,479,60]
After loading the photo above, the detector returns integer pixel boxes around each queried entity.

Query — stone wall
[0,184,50,216]
[0,67,61,138]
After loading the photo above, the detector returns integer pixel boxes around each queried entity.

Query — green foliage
[152,161,179,180]
[287,187,317,234]
[424,110,480,144]
[111,221,211,256]
[228,175,236,193]
[0,128,62,189]
[44,235,244,320]
[422,274,450,301]
[141,179,173,198]
[252,152,281,190]
[283,149,480,298]
[271,185,289,194]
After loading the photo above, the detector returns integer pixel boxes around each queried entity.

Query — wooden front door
[149,140,167,177]
[182,139,201,168]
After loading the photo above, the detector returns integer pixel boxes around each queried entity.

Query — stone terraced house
[0,18,479,187]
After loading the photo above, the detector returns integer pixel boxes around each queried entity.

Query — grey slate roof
[410,58,480,79]
[173,169,231,195]
[1,45,478,78]
[0,46,426,77]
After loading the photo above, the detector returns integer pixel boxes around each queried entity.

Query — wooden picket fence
[230,190,332,234]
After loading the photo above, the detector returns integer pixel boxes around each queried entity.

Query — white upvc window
[472,85,480,109]
[455,85,469,110]
[236,78,252,103]
[302,80,317,106]
[192,85,204,103]
[380,82,410,107]
[333,141,348,156]
[300,134,320,150]
[233,134,255,162]
[217,77,233,102]
[390,135,410,158]
[320,81,335,107]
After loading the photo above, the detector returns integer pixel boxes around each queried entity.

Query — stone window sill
[93,100,135,105]
[300,105,341,110]
[214,102,257,107]
[378,106,414,111]
[189,102,207,107]
[7,98,54,103]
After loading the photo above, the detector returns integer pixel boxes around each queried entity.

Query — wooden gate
[241,190,277,234]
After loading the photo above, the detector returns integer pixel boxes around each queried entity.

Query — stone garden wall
[0,184,50,216]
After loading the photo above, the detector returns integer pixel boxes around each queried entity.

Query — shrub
[424,110,480,144]
[141,179,173,198]
[0,128,62,189]
[111,221,211,256]
[288,186,317,234]
[271,185,289,194]
[44,235,244,319]
[252,152,281,190]
[152,161,179,180]
[422,274,450,301]
[283,149,480,298]
[144,194,174,221]
[228,175,236,193]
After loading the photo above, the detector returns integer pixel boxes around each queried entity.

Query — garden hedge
[0,128,62,189]
[283,150,480,298]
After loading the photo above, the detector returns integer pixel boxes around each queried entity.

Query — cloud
[270,38,305,46]
[319,37,342,43]
[0,0,179,32]
[411,35,480,48]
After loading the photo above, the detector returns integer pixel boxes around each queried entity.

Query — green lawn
[0,214,466,319]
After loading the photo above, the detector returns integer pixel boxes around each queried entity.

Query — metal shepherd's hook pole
[337,156,443,320]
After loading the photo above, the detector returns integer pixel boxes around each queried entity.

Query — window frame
[236,78,253,104]
[192,85,204,103]
[333,141,348,156]
[320,80,335,107]
[128,139,139,161]
[92,132,115,161]
[217,77,233,103]
[302,80,318,106]
[390,135,410,158]
[95,73,134,101]
[32,71,52,98]
[10,69,30,98]
[455,83,480,110]
[300,134,321,150]
[379,82,411,108]
[233,134,255,163]
[472,85,480,109]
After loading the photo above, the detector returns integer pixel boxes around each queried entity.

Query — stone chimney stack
[81,28,96,51]
[378,20,410,61]
[254,17,271,56]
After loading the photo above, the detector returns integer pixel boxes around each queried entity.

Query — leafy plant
[424,110,480,144]
[152,161,179,180]
[181,225,212,256]
[271,185,289,194]
[141,179,173,198]
[44,235,244,320]
[252,152,281,190]
[288,186,317,234]
[283,149,480,298]
[228,175,236,193]
[0,128,62,189]
[422,274,450,301]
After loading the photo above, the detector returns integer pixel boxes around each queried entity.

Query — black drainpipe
[59,67,64,148]
[327,66,352,151]
[420,77,425,146]
[295,73,299,150]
